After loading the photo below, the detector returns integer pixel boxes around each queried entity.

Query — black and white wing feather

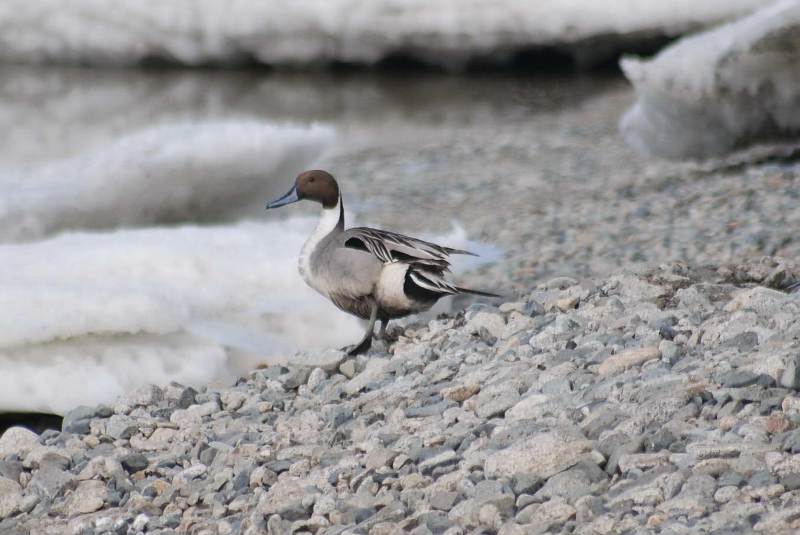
[343,227,475,270]
[343,226,499,299]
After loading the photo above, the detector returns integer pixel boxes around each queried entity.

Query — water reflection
[0,65,618,169]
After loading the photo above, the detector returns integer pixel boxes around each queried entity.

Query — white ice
[621,0,800,159]
[0,121,334,242]
[0,220,492,415]
[0,0,764,68]
[0,220,358,414]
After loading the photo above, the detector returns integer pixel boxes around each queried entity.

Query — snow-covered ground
[0,0,764,68]
[621,0,800,159]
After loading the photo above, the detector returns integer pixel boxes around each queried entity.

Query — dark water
[0,65,621,171]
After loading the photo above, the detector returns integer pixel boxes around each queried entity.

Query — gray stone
[471,480,515,516]
[430,491,459,511]
[476,391,520,419]
[106,415,138,440]
[419,449,459,475]
[279,367,311,389]
[524,300,545,317]
[345,358,389,395]
[28,465,75,499]
[120,452,148,473]
[515,498,576,531]
[405,400,456,418]
[717,471,745,488]
[0,460,22,483]
[533,466,596,504]
[256,478,313,521]
[62,405,102,434]
[321,404,353,427]
[659,340,680,364]
[717,370,760,388]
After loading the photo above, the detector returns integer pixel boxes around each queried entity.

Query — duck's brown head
[265,170,340,210]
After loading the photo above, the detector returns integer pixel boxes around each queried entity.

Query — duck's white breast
[299,199,341,295]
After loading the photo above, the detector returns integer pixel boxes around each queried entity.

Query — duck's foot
[376,320,402,343]
[378,326,402,343]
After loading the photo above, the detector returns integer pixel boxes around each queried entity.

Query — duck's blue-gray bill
[266,186,300,209]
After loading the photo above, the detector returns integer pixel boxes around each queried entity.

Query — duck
[266,169,498,355]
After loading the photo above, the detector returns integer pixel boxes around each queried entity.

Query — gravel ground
[3,257,800,533]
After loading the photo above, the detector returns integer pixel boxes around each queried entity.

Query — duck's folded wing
[342,227,475,268]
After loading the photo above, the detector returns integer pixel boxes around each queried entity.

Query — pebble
[484,430,594,479]
[598,347,660,375]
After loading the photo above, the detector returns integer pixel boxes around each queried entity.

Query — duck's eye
[309,177,315,182]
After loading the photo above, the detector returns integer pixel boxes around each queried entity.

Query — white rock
[505,394,550,421]
[66,480,107,515]
[484,430,594,479]
[0,477,23,519]
[467,311,507,339]
[0,427,39,459]
[345,358,389,395]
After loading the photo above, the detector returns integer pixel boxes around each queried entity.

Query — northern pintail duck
[266,170,498,354]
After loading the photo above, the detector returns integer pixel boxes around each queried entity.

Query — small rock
[781,355,800,390]
[106,415,138,440]
[598,347,660,375]
[485,430,594,480]
[257,477,312,521]
[517,497,576,532]
[345,358,389,395]
[67,480,107,515]
[467,310,506,339]
[476,391,520,419]
[120,452,149,473]
[658,340,680,364]
[419,450,459,475]
[28,464,75,499]
[717,370,760,388]
[0,477,23,519]
[0,427,39,459]
[430,491,459,511]
[442,384,480,402]
[617,452,670,473]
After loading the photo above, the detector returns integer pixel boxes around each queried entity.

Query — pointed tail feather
[446,247,478,257]
[457,286,502,298]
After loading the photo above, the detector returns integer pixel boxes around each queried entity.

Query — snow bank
[0,221,359,414]
[0,121,334,242]
[621,0,800,159]
[0,220,491,415]
[0,0,764,69]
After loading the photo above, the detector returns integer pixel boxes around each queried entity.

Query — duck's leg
[377,319,387,340]
[348,303,378,355]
